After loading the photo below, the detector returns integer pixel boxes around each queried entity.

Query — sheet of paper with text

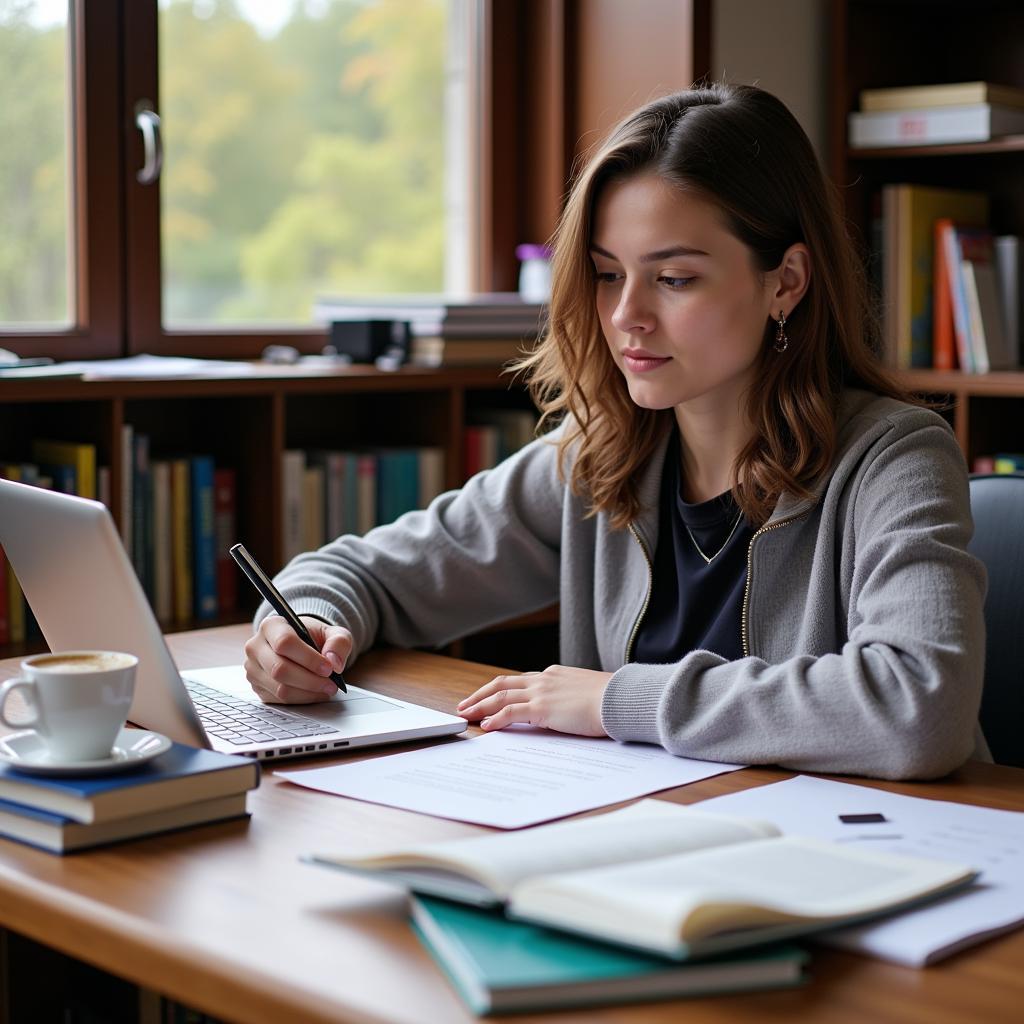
[696,775,1024,965]
[278,727,743,828]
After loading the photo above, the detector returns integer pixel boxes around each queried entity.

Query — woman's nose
[610,283,655,334]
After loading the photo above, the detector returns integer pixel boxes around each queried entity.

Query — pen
[229,542,347,692]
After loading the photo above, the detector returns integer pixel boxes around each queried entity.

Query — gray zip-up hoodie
[262,389,988,780]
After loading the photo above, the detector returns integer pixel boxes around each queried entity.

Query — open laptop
[0,478,466,760]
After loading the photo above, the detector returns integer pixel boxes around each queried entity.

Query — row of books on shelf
[973,453,1024,474]
[0,440,107,644]
[873,183,1021,372]
[0,741,258,854]
[280,410,537,559]
[0,432,238,643]
[849,80,1024,148]
[121,427,238,626]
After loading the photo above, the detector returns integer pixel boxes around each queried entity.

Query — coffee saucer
[0,728,172,777]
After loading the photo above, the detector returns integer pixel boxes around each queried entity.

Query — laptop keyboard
[185,681,337,746]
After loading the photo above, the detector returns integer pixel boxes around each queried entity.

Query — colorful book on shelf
[171,458,193,622]
[0,792,250,855]
[281,450,305,564]
[190,455,218,620]
[410,895,808,1016]
[213,467,238,614]
[302,464,325,549]
[132,432,153,600]
[849,103,1024,148]
[30,439,96,499]
[0,466,26,643]
[308,798,974,962]
[152,460,173,624]
[994,235,1022,368]
[882,185,988,368]
[0,742,259,825]
[939,224,1013,373]
[860,82,1024,113]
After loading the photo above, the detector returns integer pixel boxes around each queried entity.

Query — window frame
[1,0,124,359]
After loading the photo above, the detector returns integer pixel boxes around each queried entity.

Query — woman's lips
[622,350,671,373]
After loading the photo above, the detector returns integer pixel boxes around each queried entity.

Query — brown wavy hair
[514,82,908,528]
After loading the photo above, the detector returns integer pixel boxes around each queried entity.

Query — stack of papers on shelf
[0,742,259,853]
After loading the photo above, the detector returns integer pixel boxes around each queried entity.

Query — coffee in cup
[0,650,137,762]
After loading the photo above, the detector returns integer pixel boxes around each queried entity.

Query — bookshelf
[0,365,558,666]
[829,0,1024,464]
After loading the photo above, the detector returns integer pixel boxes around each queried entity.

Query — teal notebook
[410,895,808,1016]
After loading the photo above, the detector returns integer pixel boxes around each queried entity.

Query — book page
[510,835,971,957]
[323,799,779,899]
[696,775,1024,966]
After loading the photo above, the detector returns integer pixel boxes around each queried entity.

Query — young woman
[244,83,988,780]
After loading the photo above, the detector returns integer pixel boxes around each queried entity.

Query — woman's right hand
[244,615,354,704]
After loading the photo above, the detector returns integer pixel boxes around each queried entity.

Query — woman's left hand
[457,665,612,737]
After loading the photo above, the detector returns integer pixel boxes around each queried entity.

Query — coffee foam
[32,653,135,673]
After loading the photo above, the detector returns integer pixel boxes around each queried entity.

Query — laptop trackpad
[303,696,398,719]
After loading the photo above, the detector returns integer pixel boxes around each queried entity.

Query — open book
[309,799,975,960]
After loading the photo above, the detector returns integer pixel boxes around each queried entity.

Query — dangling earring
[773,310,788,353]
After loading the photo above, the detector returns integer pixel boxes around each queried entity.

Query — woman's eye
[660,275,694,290]
[594,271,621,284]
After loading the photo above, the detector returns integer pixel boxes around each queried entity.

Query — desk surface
[0,624,1022,1024]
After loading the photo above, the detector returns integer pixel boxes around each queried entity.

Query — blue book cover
[190,455,218,619]
[411,896,807,1015]
[0,791,250,854]
[0,743,258,824]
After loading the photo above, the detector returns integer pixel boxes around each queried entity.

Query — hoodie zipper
[741,511,811,657]
[625,522,655,663]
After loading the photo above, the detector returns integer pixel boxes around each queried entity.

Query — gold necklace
[684,510,743,564]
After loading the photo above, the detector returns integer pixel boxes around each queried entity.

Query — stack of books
[0,742,259,854]
[849,81,1024,148]
[312,293,546,367]
[308,798,974,1014]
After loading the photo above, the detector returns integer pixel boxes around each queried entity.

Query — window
[157,0,469,328]
[0,0,72,328]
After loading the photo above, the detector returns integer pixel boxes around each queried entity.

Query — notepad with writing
[310,799,975,960]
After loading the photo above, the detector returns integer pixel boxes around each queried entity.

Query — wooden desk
[1,624,1022,1024]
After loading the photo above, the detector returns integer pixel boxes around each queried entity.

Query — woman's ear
[773,242,811,316]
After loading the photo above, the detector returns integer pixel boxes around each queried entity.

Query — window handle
[134,101,163,185]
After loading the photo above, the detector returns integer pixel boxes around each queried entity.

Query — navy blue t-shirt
[632,433,755,664]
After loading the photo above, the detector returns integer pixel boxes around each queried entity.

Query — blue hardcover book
[39,462,77,494]
[0,743,258,824]
[0,791,250,854]
[190,455,218,619]
[411,896,807,1015]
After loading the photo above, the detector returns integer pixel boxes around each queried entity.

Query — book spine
[281,450,305,565]
[190,456,218,621]
[933,219,957,370]
[994,236,1020,367]
[356,454,376,533]
[302,464,325,550]
[323,453,346,540]
[133,433,152,599]
[214,468,238,614]
[417,447,446,508]
[940,222,975,373]
[0,467,25,643]
[849,104,1024,147]
[962,261,990,374]
[171,459,193,622]
[152,461,173,624]
[121,422,134,555]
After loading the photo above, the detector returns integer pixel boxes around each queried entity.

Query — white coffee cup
[0,650,137,762]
